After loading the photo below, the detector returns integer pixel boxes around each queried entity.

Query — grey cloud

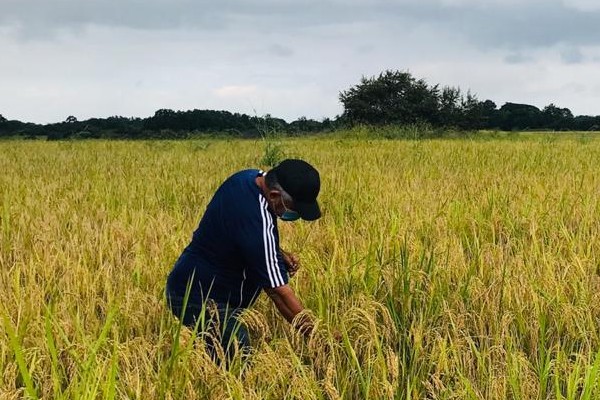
[268,44,294,57]
[389,1,600,50]
[504,52,533,64]
[2,1,600,51]
[0,0,368,35]
[355,44,375,55]
[560,46,584,64]
[0,1,230,39]
[569,83,587,94]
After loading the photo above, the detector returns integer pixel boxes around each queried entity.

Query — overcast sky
[1,0,599,123]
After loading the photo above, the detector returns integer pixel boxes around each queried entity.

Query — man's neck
[255,175,269,198]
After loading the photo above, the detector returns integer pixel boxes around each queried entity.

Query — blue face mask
[281,210,300,221]
[280,196,300,221]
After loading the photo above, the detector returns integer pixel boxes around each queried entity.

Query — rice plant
[1,132,600,399]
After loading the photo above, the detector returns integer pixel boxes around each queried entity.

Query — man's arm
[264,284,313,335]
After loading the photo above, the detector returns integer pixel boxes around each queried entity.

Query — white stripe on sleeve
[259,196,277,287]
[259,196,283,287]
[265,209,285,286]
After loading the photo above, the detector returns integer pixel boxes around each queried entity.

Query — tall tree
[438,86,463,127]
[497,103,543,130]
[339,70,439,125]
[542,104,574,130]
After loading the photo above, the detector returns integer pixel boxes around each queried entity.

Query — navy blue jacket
[167,169,289,308]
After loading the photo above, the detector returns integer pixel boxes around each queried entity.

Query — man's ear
[267,190,281,202]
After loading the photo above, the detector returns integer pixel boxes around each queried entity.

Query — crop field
[1,133,600,399]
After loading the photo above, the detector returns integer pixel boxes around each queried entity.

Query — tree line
[338,70,599,132]
[1,70,599,139]
[0,110,333,140]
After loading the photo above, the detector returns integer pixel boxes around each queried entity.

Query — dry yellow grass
[1,133,600,399]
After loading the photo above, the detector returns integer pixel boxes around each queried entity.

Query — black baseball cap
[270,159,321,221]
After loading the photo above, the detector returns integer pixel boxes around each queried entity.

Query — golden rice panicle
[2,134,600,398]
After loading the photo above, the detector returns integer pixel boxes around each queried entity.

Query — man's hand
[281,250,300,277]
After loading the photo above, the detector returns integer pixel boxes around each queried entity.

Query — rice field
[1,132,600,399]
